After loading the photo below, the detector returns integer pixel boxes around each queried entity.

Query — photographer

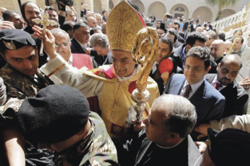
[162,13,172,30]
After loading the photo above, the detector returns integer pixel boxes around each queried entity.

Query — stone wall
[1,0,249,22]
[0,0,45,14]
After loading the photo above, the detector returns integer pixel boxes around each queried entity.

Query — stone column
[73,0,81,20]
[84,0,93,12]
[13,0,21,14]
[102,0,109,11]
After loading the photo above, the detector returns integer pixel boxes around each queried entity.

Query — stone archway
[192,6,213,24]
[220,9,236,19]
[131,0,145,14]
[170,4,189,20]
[93,0,102,14]
[148,1,166,19]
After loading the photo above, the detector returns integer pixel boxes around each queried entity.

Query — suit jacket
[71,37,86,54]
[119,129,201,166]
[90,49,113,67]
[205,74,249,117]
[164,74,225,126]
[215,56,223,64]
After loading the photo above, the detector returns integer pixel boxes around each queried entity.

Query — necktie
[183,85,192,98]
[214,82,222,90]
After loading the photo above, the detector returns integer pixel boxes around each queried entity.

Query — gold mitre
[107,1,144,52]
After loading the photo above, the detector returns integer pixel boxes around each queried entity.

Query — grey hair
[50,28,70,42]
[152,94,197,138]
[207,30,217,40]
[89,33,109,48]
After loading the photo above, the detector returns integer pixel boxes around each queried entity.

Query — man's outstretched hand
[32,25,57,60]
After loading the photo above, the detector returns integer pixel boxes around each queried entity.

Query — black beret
[17,85,90,144]
[207,128,250,166]
[0,29,36,51]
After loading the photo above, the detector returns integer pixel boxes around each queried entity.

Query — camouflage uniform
[54,112,119,166]
[0,64,53,101]
[0,64,54,166]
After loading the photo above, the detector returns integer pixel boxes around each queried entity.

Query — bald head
[86,11,95,19]
[87,16,97,28]
[221,54,242,68]
[217,54,242,85]
[210,39,225,60]
[196,27,203,33]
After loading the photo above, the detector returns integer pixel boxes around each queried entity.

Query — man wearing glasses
[50,28,93,69]
[44,28,93,85]
[164,46,225,140]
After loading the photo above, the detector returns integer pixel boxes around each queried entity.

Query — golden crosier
[132,27,159,92]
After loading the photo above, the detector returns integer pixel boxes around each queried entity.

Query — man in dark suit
[71,22,90,54]
[173,32,206,70]
[205,54,248,118]
[118,94,201,166]
[164,46,225,128]
[172,21,185,43]
[89,33,112,67]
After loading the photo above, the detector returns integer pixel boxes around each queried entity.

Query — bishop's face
[112,50,136,78]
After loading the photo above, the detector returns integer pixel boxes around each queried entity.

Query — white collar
[156,139,184,149]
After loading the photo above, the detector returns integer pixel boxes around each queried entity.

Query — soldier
[199,128,250,166]
[0,29,53,102]
[0,29,54,166]
[17,85,119,165]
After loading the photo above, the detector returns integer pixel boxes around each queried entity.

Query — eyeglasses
[55,43,68,48]
[184,65,204,71]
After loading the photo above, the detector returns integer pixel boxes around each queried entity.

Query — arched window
[175,7,185,12]
[174,7,185,18]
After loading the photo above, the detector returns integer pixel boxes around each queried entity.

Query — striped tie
[183,85,192,98]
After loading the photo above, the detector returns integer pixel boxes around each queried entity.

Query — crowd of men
[0,0,250,166]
